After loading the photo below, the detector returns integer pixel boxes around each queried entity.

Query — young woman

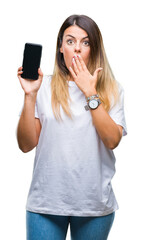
[17,14,127,240]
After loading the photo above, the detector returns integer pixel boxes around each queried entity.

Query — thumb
[38,68,43,77]
[93,67,103,78]
[38,68,43,82]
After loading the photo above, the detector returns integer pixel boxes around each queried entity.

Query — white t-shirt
[25,75,127,216]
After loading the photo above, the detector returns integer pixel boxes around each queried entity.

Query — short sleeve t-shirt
[25,75,127,217]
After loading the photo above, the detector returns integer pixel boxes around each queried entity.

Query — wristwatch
[88,98,101,109]
[84,94,101,111]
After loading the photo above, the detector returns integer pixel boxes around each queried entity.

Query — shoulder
[114,81,124,102]
[116,82,125,107]
[109,81,127,136]
[116,81,124,96]
[109,81,125,111]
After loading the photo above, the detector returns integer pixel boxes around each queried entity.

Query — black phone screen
[21,43,42,80]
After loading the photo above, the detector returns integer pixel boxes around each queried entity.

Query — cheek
[62,47,74,67]
[82,49,90,65]
[63,46,73,57]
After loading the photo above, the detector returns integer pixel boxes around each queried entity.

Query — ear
[59,37,63,53]
[60,47,63,53]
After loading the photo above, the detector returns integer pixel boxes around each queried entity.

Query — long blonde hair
[51,15,119,120]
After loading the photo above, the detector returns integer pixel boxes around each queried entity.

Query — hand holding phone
[18,43,43,95]
[17,66,43,96]
[21,43,42,80]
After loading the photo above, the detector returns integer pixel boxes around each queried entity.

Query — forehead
[63,25,88,39]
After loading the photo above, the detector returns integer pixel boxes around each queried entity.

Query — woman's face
[60,25,91,72]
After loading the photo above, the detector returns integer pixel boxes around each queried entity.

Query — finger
[18,66,23,71]
[38,68,43,77]
[38,68,43,82]
[17,66,23,76]
[93,67,103,78]
[97,67,103,72]
[69,66,77,80]
[72,57,79,75]
[17,70,23,78]
[74,55,82,71]
[17,70,23,74]
[77,55,87,71]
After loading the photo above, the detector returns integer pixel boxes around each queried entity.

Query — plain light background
[0,0,143,239]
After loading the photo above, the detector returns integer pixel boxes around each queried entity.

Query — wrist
[25,91,37,97]
[84,95,101,111]
[86,94,100,102]
[25,92,37,102]
[84,89,97,98]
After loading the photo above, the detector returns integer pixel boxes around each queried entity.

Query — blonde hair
[51,15,119,120]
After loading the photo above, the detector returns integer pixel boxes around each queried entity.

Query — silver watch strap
[86,94,99,102]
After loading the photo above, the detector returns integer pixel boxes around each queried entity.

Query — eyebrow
[65,34,89,40]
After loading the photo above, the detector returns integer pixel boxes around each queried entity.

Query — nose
[74,41,81,53]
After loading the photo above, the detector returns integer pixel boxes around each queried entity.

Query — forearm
[17,94,38,152]
[68,54,122,148]
[90,103,122,149]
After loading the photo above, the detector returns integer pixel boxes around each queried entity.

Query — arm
[88,103,123,149]
[69,55,122,149]
[17,94,42,152]
[17,67,43,153]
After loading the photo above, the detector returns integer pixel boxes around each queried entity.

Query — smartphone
[21,43,42,80]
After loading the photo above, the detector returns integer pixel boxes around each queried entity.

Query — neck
[67,74,74,81]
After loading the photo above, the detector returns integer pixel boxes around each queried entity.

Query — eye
[67,39,74,45]
[83,41,90,46]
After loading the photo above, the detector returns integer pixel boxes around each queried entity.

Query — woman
[17,14,127,240]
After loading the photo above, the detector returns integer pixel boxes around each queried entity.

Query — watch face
[89,99,98,109]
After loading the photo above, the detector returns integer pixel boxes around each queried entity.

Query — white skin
[17,24,123,152]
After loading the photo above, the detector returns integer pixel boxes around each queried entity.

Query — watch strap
[86,94,99,102]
